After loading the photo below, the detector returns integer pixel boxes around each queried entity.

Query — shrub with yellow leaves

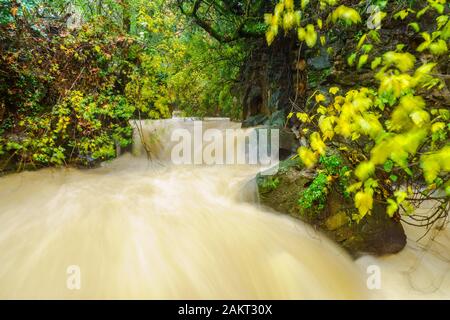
[296,52,448,223]
[264,0,449,226]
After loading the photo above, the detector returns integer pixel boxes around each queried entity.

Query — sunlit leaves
[421,146,450,184]
[274,2,285,16]
[313,17,321,30]
[310,132,327,155]
[416,6,429,18]
[436,15,449,30]
[301,0,310,10]
[370,10,387,29]
[265,0,304,45]
[357,54,368,69]
[296,112,311,123]
[382,51,416,72]
[378,74,414,98]
[347,52,357,66]
[413,62,441,89]
[329,87,340,95]
[370,129,428,167]
[276,1,449,223]
[393,9,414,20]
[283,11,296,30]
[408,22,420,32]
[386,199,398,217]
[388,95,426,131]
[356,114,383,139]
[429,39,448,55]
[371,57,382,70]
[331,5,361,25]
[264,13,273,25]
[431,122,446,133]
[417,32,432,52]
[285,0,295,11]
[441,20,450,40]
[417,30,448,55]
[355,161,375,181]
[354,189,373,221]
[315,93,326,103]
[357,34,367,50]
[305,24,317,48]
[298,146,318,168]
[298,27,306,41]
[318,116,336,140]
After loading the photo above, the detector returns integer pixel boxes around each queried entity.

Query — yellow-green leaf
[329,87,340,95]
[354,190,373,219]
[429,39,448,55]
[301,0,310,10]
[355,161,375,181]
[357,54,369,69]
[331,5,362,25]
[315,93,326,103]
[408,22,420,32]
[298,146,317,168]
[357,33,367,50]
[386,199,398,217]
[305,24,317,48]
[310,132,327,155]
[371,57,382,70]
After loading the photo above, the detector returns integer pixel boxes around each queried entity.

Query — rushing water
[0,119,447,299]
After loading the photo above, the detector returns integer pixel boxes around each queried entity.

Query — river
[0,119,448,299]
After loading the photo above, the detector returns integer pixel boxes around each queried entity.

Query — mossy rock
[257,160,406,257]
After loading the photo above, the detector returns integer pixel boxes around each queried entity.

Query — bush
[0,3,169,171]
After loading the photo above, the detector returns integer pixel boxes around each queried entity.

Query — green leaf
[408,22,420,32]
[371,57,382,70]
[355,161,375,181]
[383,160,394,172]
[394,9,409,20]
[357,54,369,69]
[331,5,362,25]
[305,24,317,48]
[416,7,429,18]
[386,199,398,217]
[354,190,373,220]
[347,52,357,66]
[429,39,448,55]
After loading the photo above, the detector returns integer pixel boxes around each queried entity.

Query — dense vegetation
[0,0,245,170]
[0,0,449,227]
[267,0,449,227]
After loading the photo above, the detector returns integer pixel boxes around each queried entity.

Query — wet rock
[257,160,407,257]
